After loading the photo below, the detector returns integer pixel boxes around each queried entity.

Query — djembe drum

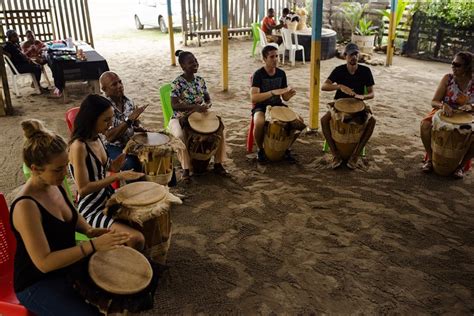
[74,246,160,314]
[104,181,182,264]
[431,111,473,176]
[125,132,174,185]
[263,106,305,161]
[329,98,368,160]
[182,111,224,173]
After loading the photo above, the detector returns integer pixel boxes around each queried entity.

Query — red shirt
[261,16,276,35]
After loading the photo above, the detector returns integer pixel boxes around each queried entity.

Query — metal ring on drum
[329,98,368,161]
[431,111,473,176]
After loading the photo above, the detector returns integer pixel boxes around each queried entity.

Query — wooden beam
[0,46,13,115]
[309,0,323,129]
[167,0,176,66]
[220,0,228,91]
[386,0,397,66]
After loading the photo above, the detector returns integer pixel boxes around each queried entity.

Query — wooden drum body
[104,181,182,264]
[125,132,174,185]
[183,111,223,173]
[329,98,368,161]
[431,111,473,176]
[263,106,303,161]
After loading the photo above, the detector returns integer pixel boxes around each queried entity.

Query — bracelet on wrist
[79,243,87,257]
[90,240,96,253]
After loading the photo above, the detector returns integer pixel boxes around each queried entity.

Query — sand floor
[0,29,473,314]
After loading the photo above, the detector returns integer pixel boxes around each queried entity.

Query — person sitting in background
[279,8,291,26]
[420,51,473,179]
[11,119,130,315]
[69,94,145,249]
[21,30,46,65]
[3,29,45,90]
[100,71,147,172]
[261,8,283,45]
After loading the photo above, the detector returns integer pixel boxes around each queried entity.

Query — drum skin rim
[130,132,170,147]
[334,98,366,114]
[113,181,167,207]
[188,111,220,134]
[269,106,297,122]
[439,111,473,125]
[88,247,153,295]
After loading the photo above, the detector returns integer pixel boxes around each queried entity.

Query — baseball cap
[344,43,359,55]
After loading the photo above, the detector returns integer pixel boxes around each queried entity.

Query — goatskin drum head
[440,112,473,125]
[334,98,366,114]
[270,106,297,122]
[89,247,152,295]
[188,111,220,134]
[131,132,170,146]
[113,181,167,207]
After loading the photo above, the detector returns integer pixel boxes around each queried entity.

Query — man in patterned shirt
[100,71,147,171]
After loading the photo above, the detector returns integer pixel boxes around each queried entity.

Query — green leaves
[355,18,378,36]
[414,0,474,28]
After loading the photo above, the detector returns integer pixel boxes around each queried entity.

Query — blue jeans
[16,275,100,316]
[106,144,142,172]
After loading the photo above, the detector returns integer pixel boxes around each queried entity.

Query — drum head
[113,181,167,207]
[440,112,473,125]
[270,106,297,122]
[188,111,220,133]
[131,132,170,146]
[89,247,152,295]
[334,98,366,113]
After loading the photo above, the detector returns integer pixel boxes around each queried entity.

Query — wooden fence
[181,0,289,45]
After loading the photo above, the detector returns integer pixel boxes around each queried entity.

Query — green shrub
[414,0,474,28]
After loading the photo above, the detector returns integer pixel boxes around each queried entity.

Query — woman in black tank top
[11,119,130,315]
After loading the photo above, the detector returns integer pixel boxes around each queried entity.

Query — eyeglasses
[451,61,463,68]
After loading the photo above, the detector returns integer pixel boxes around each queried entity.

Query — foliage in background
[355,18,377,36]
[337,1,370,35]
[382,0,410,39]
[413,0,474,29]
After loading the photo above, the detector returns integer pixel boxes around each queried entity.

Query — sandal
[421,160,433,173]
[331,156,343,169]
[346,156,358,170]
[453,167,464,179]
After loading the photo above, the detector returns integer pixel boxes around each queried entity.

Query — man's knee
[253,112,265,127]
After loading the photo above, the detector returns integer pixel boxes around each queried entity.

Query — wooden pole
[0,46,13,116]
[385,0,397,66]
[167,0,176,66]
[220,0,229,91]
[258,0,265,22]
[308,0,323,129]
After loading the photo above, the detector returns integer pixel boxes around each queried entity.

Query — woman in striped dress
[69,94,145,250]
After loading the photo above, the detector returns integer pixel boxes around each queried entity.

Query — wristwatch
[125,117,133,127]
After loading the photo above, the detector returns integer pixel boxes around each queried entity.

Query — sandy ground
[1,18,473,314]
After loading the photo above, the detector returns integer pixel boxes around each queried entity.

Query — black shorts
[252,103,288,115]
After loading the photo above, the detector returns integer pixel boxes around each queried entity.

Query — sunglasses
[451,61,464,68]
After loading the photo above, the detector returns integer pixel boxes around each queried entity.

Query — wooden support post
[167,0,176,66]
[220,0,229,91]
[385,0,397,66]
[258,0,265,23]
[309,0,323,129]
[0,46,13,116]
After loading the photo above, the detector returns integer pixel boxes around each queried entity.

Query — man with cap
[321,43,376,169]
[100,71,147,172]
[3,29,44,89]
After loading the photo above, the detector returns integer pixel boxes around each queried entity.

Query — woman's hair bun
[21,119,49,139]
[175,49,184,57]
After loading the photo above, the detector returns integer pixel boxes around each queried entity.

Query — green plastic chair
[159,83,173,129]
[251,22,261,57]
[22,163,89,242]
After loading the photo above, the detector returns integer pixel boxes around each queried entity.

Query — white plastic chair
[257,28,284,62]
[281,28,305,66]
[3,54,41,96]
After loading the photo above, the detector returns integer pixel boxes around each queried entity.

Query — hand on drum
[354,94,364,100]
[93,230,131,251]
[128,104,149,121]
[86,228,110,238]
[117,170,144,181]
[110,153,126,172]
[459,103,473,112]
[442,103,453,117]
[282,88,296,100]
[339,84,355,97]
[272,87,291,96]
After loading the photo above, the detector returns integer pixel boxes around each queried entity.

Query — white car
[134,0,182,33]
